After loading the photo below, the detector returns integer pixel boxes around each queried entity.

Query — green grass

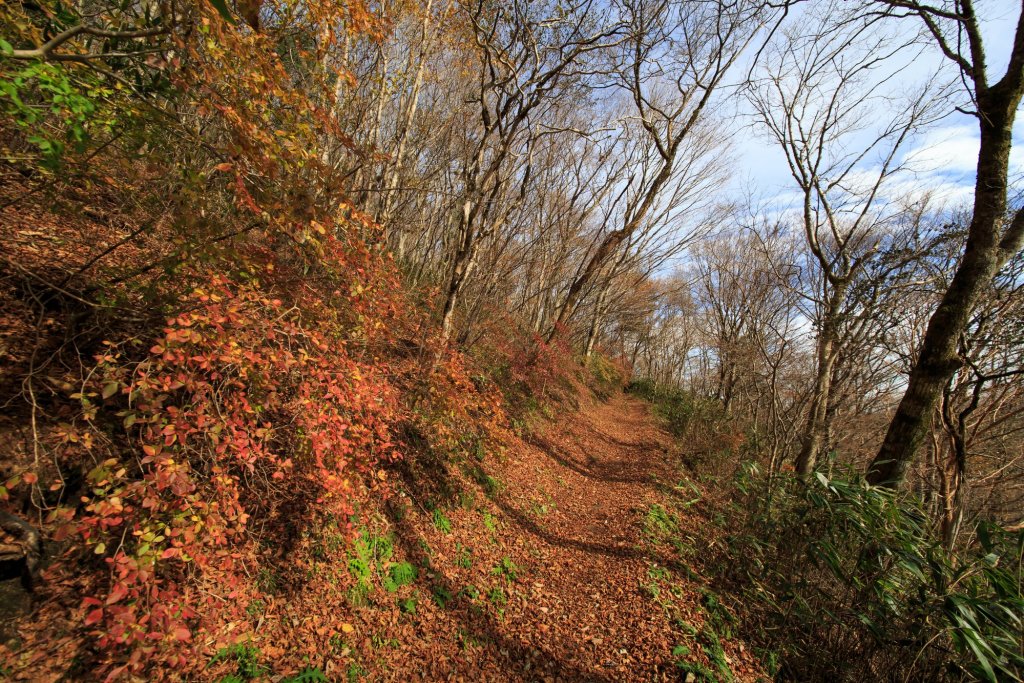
[529,491,557,516]
[699,588,736,639]
[648,564,671,581]
[474,468,503,497]
[431,584,453,608]
[482,511,499,536]
[346,582,370,608]
[210,644,266,681]
[487,585,506,605]
[699,627,733,682]
[281,669,329,683]
[455,543,473,569]
[256,568,278,595]
[644,504,679,540]
[246,599,265,618]
[668,623,733,683]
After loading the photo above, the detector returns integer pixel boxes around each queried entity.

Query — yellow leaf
[341,623,354,634]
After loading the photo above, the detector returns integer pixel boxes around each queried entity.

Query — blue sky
[725,0,1023,211]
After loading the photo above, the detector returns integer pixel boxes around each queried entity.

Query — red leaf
[106,583,129,605]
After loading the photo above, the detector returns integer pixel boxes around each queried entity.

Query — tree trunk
[796,326,836,476]
[440,200,479,343]
[583,283,610,361]
[379,0,436,238]
[550,227,627,339]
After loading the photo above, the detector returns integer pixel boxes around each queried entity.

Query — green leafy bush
[587,352,627,399]
[626,381,732,456]
[721,466,1024,682]
[0,60,110,166]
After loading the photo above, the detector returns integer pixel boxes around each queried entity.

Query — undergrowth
[626,380,740,467]
[717,464,1024,682]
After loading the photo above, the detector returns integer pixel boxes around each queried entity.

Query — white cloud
[897,121,1024,206]
[903,125,981,177]
[728,114,1024,223]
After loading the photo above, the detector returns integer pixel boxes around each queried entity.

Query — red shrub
[49,267,400,677]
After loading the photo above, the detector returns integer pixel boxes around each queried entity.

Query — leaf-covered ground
[326,393,763,682]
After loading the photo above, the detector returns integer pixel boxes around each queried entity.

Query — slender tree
[438,0,620,343]
[749,1,944,474]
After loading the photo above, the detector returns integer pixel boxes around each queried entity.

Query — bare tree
[437,0,621,343]
[901,226,1024,545]
[548,0,774,339]
[748,1,945,474]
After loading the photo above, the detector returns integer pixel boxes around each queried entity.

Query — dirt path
[370,393,758,682]
[492,394,692,681]
[433,393,758,681]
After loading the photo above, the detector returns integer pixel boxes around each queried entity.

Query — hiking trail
[374,393,760,682]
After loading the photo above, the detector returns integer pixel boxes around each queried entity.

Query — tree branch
[9,25,168,61]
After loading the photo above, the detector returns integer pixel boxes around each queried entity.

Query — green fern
[432,509,452,534]
[384,561,418,592]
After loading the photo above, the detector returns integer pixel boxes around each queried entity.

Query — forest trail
[385,393,761,682]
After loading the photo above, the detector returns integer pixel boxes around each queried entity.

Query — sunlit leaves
[64,269,400,674]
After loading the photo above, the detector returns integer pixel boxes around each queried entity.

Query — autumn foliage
[0,0,549,678]
[58,266,391,665]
